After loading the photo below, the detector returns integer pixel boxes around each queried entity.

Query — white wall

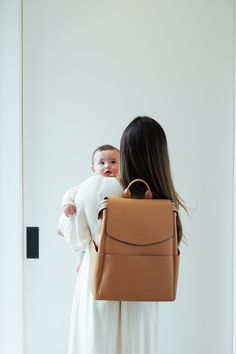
[0,0,234,353]
[23,1,234,353]
[0,1,23,354]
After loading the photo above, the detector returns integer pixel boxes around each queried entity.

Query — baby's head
[91,145,120,177]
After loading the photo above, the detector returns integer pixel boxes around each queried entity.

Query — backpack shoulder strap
[98,198,109,219]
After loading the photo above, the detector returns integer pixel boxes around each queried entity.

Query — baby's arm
[62,186,79,217]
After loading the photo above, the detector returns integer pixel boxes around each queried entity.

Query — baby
[61,144,120,218]
[57,145,120,272]
[57,144,120,272]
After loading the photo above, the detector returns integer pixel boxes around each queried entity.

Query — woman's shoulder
[75,175,123,203]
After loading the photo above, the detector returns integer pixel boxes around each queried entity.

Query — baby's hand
[64,204,76,217]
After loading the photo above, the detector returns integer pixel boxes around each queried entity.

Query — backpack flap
[104,197,177,256]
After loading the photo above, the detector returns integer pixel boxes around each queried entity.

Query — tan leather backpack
[90,179,180,301]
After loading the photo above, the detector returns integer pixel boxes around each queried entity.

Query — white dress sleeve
[61,175,123,251]
[57,185,80,236]
[75,175,123,241]
[61,185,80,208]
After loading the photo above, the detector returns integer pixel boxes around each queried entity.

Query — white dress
[62,175,159,354]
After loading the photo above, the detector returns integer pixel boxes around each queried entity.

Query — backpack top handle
[122,179,153,199]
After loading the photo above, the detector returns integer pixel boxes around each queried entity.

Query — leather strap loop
[122,179,153,199]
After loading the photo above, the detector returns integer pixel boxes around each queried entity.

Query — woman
[63,116,185,354]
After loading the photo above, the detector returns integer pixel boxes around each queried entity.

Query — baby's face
[91,150,120,177]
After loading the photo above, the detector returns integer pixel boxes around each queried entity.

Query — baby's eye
[111,160,117,164]
[98,161,104,165]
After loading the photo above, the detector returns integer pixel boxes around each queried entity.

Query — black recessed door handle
[26,227,39,259]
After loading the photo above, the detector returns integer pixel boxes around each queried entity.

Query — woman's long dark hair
[119,116,186,244]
